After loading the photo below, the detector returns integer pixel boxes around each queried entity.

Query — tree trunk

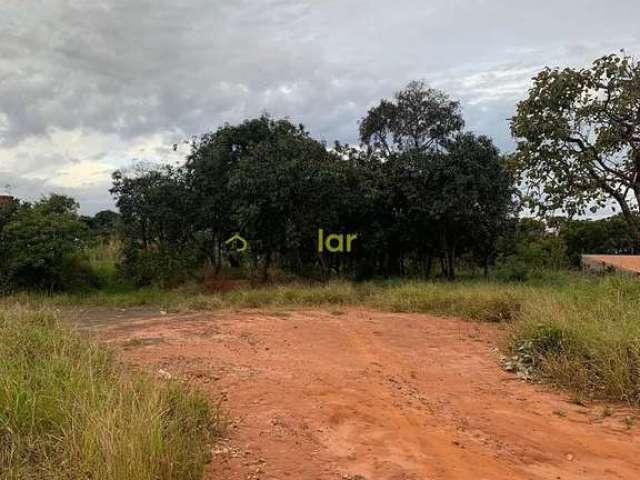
[439,255,448,279]
[215,237,222,275]
[617,199,640,247]
[424,255,433,279]
[318,252,328,280]
[262,251,272,283]
[447,247,455,281]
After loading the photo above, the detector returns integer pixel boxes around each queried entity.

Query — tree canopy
[511,52,640,242]
[110,83,516,283]
[0,195,90,290]
[360,80,464,155]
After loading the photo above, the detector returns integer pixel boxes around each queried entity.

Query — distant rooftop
[0,194,14,205]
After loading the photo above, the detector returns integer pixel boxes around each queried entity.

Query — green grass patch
[0,306,224,480]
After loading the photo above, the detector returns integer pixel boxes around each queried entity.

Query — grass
[84,238,123,287]
[0,270,583,322]
[0,306,224,480]
[509,275,640,404]
[4,269,640,406]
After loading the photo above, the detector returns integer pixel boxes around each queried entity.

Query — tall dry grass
[0,306,223,480]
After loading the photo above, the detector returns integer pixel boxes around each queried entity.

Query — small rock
[565,453,574,461]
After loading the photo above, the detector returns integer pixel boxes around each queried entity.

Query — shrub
[58,254,101,290]
[83,238,123,288]
[495,257,530,282]
[120,243,201,287]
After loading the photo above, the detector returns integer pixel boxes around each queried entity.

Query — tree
[0,195,89,290]
[0,197,21,290]
[0,196,19,234]
[111,164,199,285]
[511,52,640,242]
[112,105,514,283]
[185,116,277,272]
[227,118,334,280]
[360,80,464,155]
[504,218,568,270]
[86,210,121,236]
[360,83,514,279]
[31,193,79,216]
[445,134,517,276]
[406,134,515,279]
[358,82,465,277]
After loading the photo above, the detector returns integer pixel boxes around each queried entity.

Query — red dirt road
[90,308,640,480]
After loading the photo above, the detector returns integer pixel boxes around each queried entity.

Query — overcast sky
[1,0,639,213]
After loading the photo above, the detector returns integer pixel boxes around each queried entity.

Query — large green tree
[227,118,332,279]
[359,83,514,278]
[185,117,283,271]
[511,53,640,241]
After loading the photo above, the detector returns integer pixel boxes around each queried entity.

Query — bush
[498,218,568,273]
[58,254,101,290]
[0,196,90,291]
[495,257,530,282]
[120,243,201,288]
[84,238,124,288]
[371,281,523,322]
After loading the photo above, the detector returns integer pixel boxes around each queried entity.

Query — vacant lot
[83,307,640,480]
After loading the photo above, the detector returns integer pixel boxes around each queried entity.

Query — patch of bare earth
[84,308,640,480]
[582,255,640,274]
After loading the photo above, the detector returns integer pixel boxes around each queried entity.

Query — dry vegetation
[0,306,224,480]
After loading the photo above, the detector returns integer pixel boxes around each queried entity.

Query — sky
[1,0,639,214]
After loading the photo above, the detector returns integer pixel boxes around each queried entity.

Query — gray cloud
[1,0,639,213]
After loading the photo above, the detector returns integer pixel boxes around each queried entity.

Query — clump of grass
[3,280,364,312]
[371,281,524,322]
[509,277,640,404]
[223,280,362,308]
[0,306,223,480]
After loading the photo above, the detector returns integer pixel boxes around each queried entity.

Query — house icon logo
[225,234,249,253]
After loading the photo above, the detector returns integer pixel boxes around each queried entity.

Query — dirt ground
[582,255,640,274]
[79,308,640,480]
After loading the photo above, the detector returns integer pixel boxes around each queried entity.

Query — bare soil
[582,255,640,274]
[82,308,640,480]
